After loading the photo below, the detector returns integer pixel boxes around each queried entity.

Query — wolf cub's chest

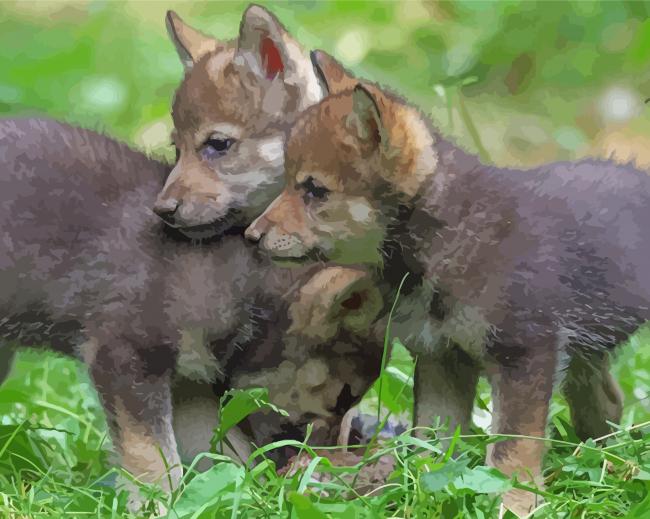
[381,280,490,360]
[175,328,223,383]
[174,312,259,383]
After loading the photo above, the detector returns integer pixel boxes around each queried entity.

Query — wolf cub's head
[245,51,438,265]
[154,6,324,239]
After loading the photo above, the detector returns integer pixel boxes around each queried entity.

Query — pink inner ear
[260,36,284,80]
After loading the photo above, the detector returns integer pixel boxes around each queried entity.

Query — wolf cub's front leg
[172,379,253,471]
[414,346,479,441]
[85,338,181,510]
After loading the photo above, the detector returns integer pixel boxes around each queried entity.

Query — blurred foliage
[1,0,650,166]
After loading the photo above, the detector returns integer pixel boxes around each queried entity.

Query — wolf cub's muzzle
[154,193,239,239]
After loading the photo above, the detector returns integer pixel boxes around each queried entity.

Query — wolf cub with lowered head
[246,52,649,516]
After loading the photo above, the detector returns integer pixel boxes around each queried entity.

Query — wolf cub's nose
[153,198,180,225]
[244,226,262,243]
[245,215,270,243]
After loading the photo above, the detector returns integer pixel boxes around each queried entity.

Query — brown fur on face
[154,7,324,239]
[245,53,437,264]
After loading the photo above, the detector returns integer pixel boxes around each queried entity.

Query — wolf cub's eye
[201,136,235,160]
[300,176,330,201]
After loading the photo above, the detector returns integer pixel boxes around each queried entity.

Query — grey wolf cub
[0,118,384,507]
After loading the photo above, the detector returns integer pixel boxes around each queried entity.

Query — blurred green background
[1,0,650,168]
[1,1,650,515]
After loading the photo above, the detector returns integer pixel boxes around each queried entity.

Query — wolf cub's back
[0,118,168,347]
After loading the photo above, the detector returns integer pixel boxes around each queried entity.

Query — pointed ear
[346,84,385,146]
[237,5,284,80]
[289,267,383,341]
[166,11,219,70]
[235,4,323,111]
[310,50,358,95]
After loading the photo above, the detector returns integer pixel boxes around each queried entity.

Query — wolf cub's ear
[310,50,358,95]
[166,11,219,70]
[289,267,383,341]
[235,5,323,112]
[347,84,386,147]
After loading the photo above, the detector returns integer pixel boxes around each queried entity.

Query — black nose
[153,199,179,225]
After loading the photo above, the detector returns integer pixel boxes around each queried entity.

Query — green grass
[1,1,650,517]
[1,338,649,518]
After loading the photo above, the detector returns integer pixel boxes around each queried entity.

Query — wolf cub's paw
[120,470,179,518]
[126,492,169,518]
[500,488,543,518]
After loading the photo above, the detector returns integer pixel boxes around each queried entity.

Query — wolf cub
[0,118,384,509]
[154,5,324,239]
[1,4,385,507]
[246,51,649,516]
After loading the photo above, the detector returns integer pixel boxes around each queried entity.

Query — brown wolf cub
[246,52,650,516]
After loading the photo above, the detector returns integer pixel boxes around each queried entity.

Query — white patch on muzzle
[256,135,284,166]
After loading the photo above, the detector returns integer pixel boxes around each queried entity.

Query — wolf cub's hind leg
[414,345,480,441]
[562,351,623,441]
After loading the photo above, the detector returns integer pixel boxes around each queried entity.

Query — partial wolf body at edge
[0,118,166,351]
[0,118,384,503]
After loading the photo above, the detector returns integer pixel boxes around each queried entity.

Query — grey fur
[380,137,650,515]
